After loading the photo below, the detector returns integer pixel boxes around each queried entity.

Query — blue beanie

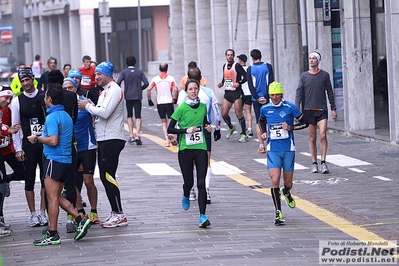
[68,68,82,80]
[95,61,114,77]
[63,77,77,88]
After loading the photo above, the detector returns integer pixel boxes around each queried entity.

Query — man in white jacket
[78,61,127,228]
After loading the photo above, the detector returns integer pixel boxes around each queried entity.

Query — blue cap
[63,77,77,88]
[68,68,82,80]
[95,61,114,77]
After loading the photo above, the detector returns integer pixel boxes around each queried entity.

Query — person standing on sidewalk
[168,79,212,228]
[79,55,99,104]
[117,55,149,145]
[28,83,92,245]
[217,49,248,142]
[10,67,48,228]
[259,81,308,225]
[295,51,337,174]
[247,49,275,154]
[147,62,178,147]
[78,61,128,228]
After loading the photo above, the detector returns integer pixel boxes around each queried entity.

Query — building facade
[169,0,399,144]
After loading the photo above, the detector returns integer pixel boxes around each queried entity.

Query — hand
[217,82,223,88]
[15,150,25,162]
[214,129,221,141]
[258,97,267,105]
[27,135,37,144]
[261,133,268,141]
[78,97,92,110]
[205,124,212,132]
[8,124,20,135]
[148,99,154,106]
[331,110,337,120]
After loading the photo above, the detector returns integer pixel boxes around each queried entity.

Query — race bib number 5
[185,126,204,145]
[30,118,43,136]
[223,78,235,90]
[269,123,289,140]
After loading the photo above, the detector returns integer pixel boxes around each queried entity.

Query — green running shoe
[274,210,285,225]
[33,231,61,246]
[281,187,296,209]
[226,125,236,139]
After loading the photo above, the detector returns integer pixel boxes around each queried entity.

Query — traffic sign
[1,31,12,43]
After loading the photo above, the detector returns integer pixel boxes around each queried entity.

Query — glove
[214,129,221,141]
[148,99,154,106]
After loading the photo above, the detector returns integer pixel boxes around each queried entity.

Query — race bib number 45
[30,118,43,136]
[185,126,203,145]
[269,123,289,140]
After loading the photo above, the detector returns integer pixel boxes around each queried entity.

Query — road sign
[1,31,12,43]
[100,17,112,33]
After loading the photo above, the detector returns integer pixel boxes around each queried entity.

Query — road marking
[137,163,181,176]
[300,153,372,167]
[348,167,366,173]
[254,158,308,170]
[373,176,391,181]
[210,161,245,175]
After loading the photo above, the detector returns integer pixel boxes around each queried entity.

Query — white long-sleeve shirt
[84,81,125,141]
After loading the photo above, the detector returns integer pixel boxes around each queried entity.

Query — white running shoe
[38,213,49,226]
[101,213,128,228]
[30,214,40,227]
[189,188,196,201]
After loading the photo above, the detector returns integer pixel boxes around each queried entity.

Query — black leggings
[97,139,125,213]
[178,149,208,215]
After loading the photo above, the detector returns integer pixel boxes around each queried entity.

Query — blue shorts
[267,151,295,172]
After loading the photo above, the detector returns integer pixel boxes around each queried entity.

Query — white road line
[210,161,245,175]
[300,153,372,167]
[348,168,366,173]
[137,163,181,176]
[253,158,308,170]
[373,176,391,181]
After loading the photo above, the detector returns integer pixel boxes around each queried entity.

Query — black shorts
[303,110,328,125]
[224,89,243,104]
[242,95,252,105]
[157,103,174,119]
[43,159,72,183]
[253,101,263,122]
[77,149,97,174]
[125,99,142,119]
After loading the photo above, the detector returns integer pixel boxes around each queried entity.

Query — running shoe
[0,217,10,229]
[189,188,196,201]
[246,128,253,136]
[74,217,92,240]
[38,213,48,226]
[168,134,178,146]
[238,134,249,143]
[128,137,136,144]
[225,125,236,139]
[89,212,99,224]
[281,187,296,208]
[30,214,40,227]
[206,188,211,204]
[101,213,128,228]
[135,137,143,145]
[198,214,210,228]
[33,231,61,246]
[320,163,329,174]
[257,147,266,154]
[0,228,11,238]
[182,196,190,211]
[311,164,318,173]
[66,222,76,233]
[274,210,285,225]
[164,141,170,147]
[5,183,10,197]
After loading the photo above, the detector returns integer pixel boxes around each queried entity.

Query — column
[39,16,50,64]
[68,11,82,68]
[169,0,185,79]
[79,9,96,61]
[59,14,71,67]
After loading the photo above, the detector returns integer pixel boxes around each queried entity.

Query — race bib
[224,78,235,90]
[185,126,204,145]
[0,136,10,148]
[269,123,289,140]
[81,76,92,86]
[30,118,43,136]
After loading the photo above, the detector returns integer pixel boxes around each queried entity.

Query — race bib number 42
[269,123,289,140]
[30,118,43,136]
[185,126,203,145]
